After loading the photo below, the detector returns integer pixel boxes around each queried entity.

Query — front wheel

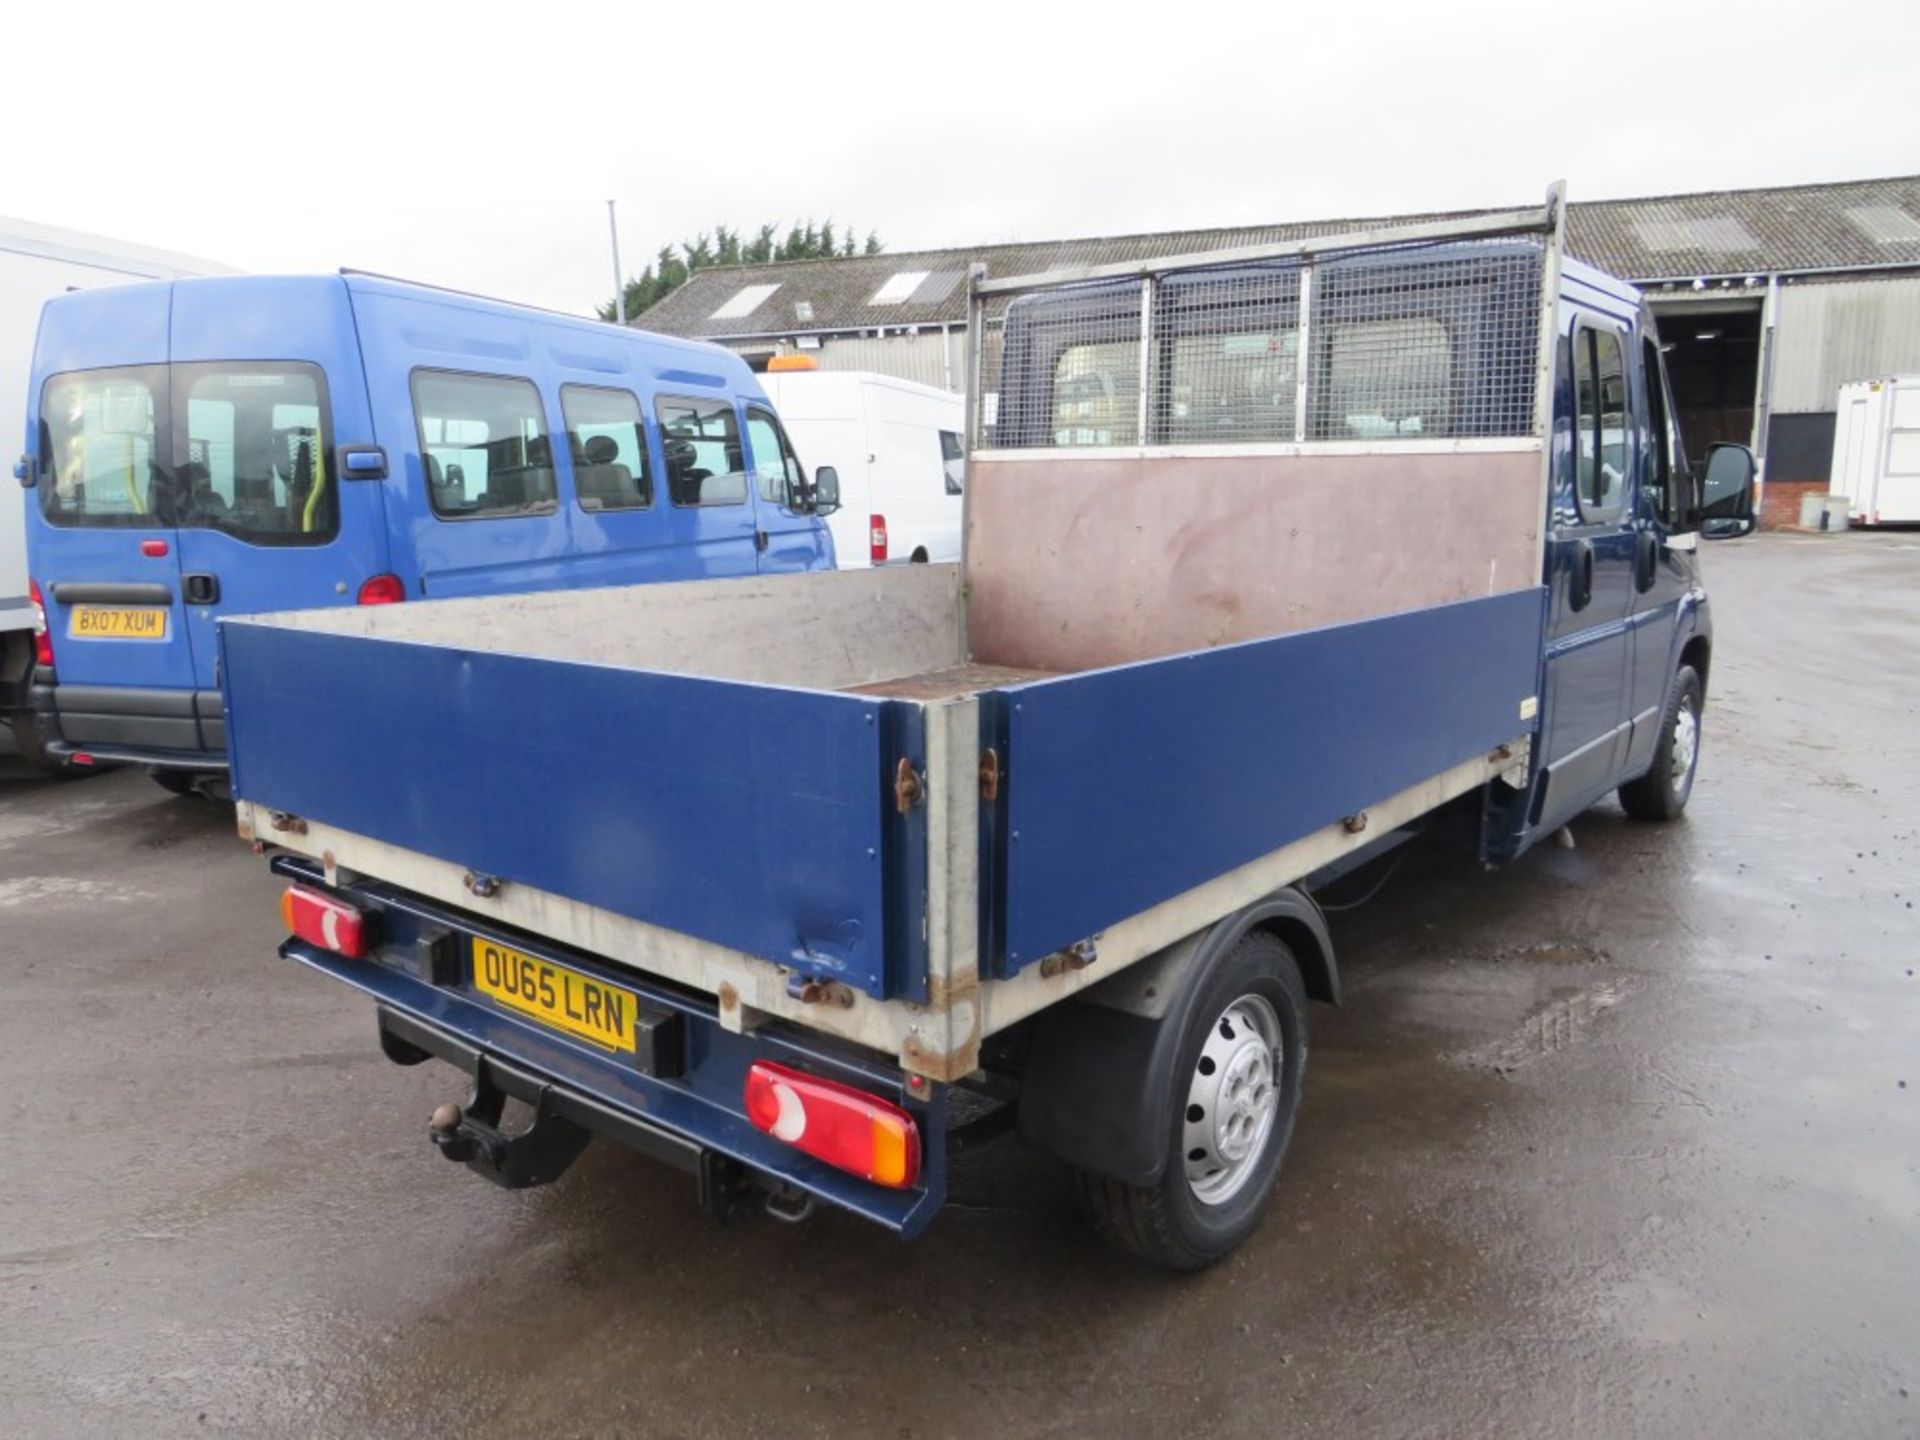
[1074,932,1307,1269]
[1618,664,1703,821]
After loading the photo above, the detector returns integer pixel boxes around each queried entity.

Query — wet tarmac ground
[1,533,1916,1438]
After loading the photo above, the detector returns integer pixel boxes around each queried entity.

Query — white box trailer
[756,366,965,567]
[1828,376,1920,525]
[1,216,232,765]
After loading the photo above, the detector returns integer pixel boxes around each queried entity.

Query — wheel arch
[1015,887,1335,1185]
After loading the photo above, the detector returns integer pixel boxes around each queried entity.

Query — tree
[599,218,886,321]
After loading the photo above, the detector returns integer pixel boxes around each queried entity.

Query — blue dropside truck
[227,191,1758,1269]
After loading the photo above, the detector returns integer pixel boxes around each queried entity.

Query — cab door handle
[1568,541,1593,612]
[1634,530,1658,593]
[183,572,221,605]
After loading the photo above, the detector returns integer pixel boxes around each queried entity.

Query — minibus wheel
[8,712,87,780]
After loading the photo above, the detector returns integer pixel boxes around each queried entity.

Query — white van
[756,365,964,566]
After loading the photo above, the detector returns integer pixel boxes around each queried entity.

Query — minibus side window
[561,385,653,511]
[412,370,558,520]
[655,397,748,506]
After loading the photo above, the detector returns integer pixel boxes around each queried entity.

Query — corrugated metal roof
[634,175,1920,340]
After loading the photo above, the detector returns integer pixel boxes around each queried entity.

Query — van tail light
[869,514,889,564]
[27,578,53,668]
[356,573,405,605]
[279,883,369,959]
[743,1061,921,1189]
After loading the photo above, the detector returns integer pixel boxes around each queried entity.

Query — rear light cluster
[868,514,888,565]
[280,884,369,959]
[744,1061,921,1188]
[356,574,406,605]
[27,578,52,668]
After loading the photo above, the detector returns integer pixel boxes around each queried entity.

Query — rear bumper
[33,673,229,770]
[271,855,947,1236]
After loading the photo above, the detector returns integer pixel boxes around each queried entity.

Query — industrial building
[635,175,1920,527]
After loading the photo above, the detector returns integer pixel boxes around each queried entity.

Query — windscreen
[39,362,338,543]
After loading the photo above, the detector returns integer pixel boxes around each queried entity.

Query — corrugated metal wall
[1771,275,1920,413]
[727,331,967,394]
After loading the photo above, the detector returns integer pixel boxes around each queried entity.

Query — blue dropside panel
[222,624,901,997]
[994,589,1548,972]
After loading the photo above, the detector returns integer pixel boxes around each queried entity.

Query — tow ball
[426,1083,590,1189]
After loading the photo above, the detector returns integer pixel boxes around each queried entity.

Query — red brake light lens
[868,514,888,564]
[27,578,52,668]
[356,573,405,605]
[743,1061,921,1188]
[279,884,369,959]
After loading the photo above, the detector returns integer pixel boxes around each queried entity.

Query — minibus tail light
[27,578,52,668]
[743,1061,921,1188]
[869,514,888,564]
[356,574,405,605]
[280,883,369,959]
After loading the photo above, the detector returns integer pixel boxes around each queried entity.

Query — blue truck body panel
[222,620,911,1000]
[989,589,1547,971]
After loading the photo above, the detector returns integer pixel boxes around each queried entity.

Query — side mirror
[1700,443,1758,539]
[812,465,841,517]
[14,454,34,488]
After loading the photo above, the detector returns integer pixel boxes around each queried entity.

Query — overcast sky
[12,0,1916,315]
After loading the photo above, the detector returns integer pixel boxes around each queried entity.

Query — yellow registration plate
[69,605,169,640]
[472,937,637,1052]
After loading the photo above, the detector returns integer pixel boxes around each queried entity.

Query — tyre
[1618,665,1703,822]
[150,770,202,798]
[1075,931,1307,1270]
[7,711,86,780]
[149,770,230,802]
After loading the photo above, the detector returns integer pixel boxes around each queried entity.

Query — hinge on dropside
[979,746,1000,803]
[893,756,924,814]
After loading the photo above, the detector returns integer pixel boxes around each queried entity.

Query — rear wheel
[149,770,201,798]
[1618,665,1703,821]
[1075,931,1306,1270]
[7,711,86,779]
[149,770,231,803]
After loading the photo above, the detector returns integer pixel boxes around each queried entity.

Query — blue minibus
[10,273,840,791]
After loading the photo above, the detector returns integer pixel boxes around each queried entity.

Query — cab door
[1621,329,1695,775]
[743,403,832,572]
[1537,312,1638,829]
[168,278,389,689]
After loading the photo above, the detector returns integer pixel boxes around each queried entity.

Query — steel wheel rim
[1183,993,1283,1205]
[1671,701,1699,788]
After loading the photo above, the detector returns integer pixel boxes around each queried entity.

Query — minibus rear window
[39,367,167,527]
[178,364,338,544]
[38,362,338,544]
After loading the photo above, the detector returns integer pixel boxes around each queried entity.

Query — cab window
[1052,342,1139,447]
[744,407,806,506]
[561,385,652,511]
[656,397,748,506]
[1641,336,1684,527]
[413,370,557,520]
[1573,324,1630,520]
